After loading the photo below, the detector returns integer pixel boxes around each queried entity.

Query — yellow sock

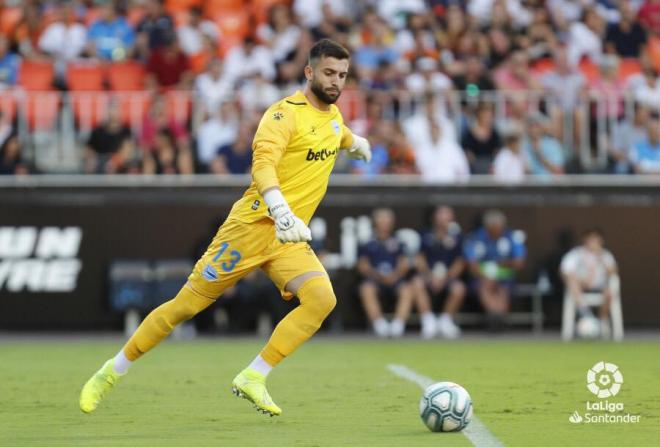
[260,276,336,367]
[123,285,214,361]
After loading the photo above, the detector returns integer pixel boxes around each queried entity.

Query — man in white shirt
[560,228,619,331]
[38,3,87,76]
[177,6,219,57]
[223,36,276,85]
[195,100,239,171]
[493,121,527,182]
[194,58,233,114]
[403,96,469,183]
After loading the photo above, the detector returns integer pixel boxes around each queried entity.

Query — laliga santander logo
[586,361,623,398]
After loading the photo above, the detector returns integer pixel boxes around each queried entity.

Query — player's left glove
[347,133,371,163]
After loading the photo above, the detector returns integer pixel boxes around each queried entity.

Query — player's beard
[311,78,341,105]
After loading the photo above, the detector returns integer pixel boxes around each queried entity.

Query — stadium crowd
[1,0,660,176]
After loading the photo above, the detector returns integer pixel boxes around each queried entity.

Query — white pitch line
[387,364,505,447]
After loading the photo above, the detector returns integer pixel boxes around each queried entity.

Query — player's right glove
[263,188,311,243]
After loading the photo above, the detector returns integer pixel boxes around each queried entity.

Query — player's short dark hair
[582,227,604,239]
[309,39,350,66]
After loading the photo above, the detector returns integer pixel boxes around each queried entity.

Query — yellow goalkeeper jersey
[227,90,354,225]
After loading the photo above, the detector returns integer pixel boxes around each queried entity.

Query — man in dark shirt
[451,56,496,93]
[605,2,647,57]
[136,0,175,58]
[85,103,135,173]
[412,206,466,339]
[210,122,253,174]
[357,208,413,338]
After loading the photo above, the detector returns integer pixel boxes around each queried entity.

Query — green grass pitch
[1,338,658,446]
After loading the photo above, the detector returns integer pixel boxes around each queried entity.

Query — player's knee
[170,286,213,322]
[299,276,336,318]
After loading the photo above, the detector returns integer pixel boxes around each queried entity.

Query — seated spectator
[626,58,660,106]
[0,34,20,89]
[461,102,501,174]
[38,2,87,77]
[404,95,470,182]
[210,121,253,175]
[404,57,452,95]
[84,103,137,174]
[611,102,649,174]
[144,129,193,174]
[566,7,604,67]
[350,120,390,176]
[493,50,541,118]
[451,55,496,95]
[357,208,414,338]
[136,0,175,59]
[195,100,239,172]
[523,113,566,176]
[540,47,586,130]
[257,4,303,65]
[411,206,466,339]
[223,36,276,85]
[145,32,193,90]
[354,19,399,80]
[464,210,526,330]
[87,1,136,61]
[0,134,28,175]
[195,58,233,114]
[560,228,619,336]
[493,121,527,182]
[140,96,191,158]
[630,111,660,173]
[177,6,219,58]
[237,73,282,113]
[386,126,417,174]
[605,1,647,58]
[10,3,42,60]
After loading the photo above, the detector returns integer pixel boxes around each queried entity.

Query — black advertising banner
[1,177,660,329]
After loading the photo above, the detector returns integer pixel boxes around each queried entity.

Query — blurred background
[1,0,659,339]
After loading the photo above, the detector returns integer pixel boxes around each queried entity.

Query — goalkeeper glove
[347,133,372,163]
[264,189,312,243]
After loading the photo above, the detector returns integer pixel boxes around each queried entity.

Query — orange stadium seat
[210,10,249,39]
[165,91,192,124]
[0,94,18,123]
[108,61,146,91]
[22,92,60,130]
[66,63,105,91]
[578,58,600,83]
[171,9,191,27]
[114,92,152,126]
[204,0,243,17]
[71,92,110,130]
[18,61,55,91]
[1,7,22,35]
[531,58,555,76]
[618,58,641,81]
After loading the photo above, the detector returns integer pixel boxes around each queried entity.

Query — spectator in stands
[404,57,452,95]
[0,134,27,175]
[523,113,566,176]
[350,119,390,176]
[451,55,496,94]
[177,6,219,58]
[386,125,417,174]
[224,36,276,87]
[195,100,239,172]
[136,0,175,59]
[10,3,42,60]
[0,34,20,89]
[194,58,233,114]
[210,121,253,175]
[493,121,527,182]
[145,31,193,90]
[258,4,304,66]
[140,96,192,162]
[87,1,136,61]
[237,73,282,113]
[566,7,605,66]
[38,1,87,78]
[605,1,647,57]
[84,102,137,174]
[357,208,414,338]
[560,228,619,336]
[462,102,501,174]
[630,111,660,173]
[143,128,194,174]
[404,95,470,182]
[611,102,649,173]
[464,210,526,331]
[354,16,399,81]
[637,0,660,31]
[411,205,466,339]
[626,55,660,105]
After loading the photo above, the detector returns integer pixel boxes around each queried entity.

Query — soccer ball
[419,381,473,432]
[576,316,600,339]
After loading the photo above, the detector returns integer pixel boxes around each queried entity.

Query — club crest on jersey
[273,111,284,121]
[331,120,340,134]
[306,148,337,161]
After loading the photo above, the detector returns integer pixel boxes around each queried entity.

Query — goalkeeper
[79,39,371,417]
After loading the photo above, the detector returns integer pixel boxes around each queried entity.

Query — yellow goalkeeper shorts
[186,217,327,299]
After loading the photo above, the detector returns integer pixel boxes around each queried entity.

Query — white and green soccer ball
[419,381,473,432]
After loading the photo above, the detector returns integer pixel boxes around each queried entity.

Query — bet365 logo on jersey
[306,148,337,161]
[0,226,82,292]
